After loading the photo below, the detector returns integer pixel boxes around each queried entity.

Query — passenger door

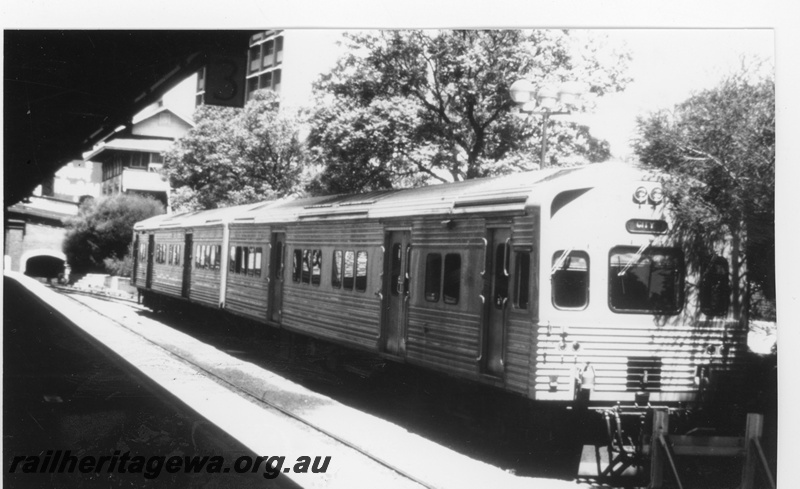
[268,232,286,323]
[132,235,139,284]
[182,233,193,298]
[382,231,411,356]
[145,234,155,289]
[483,228,511,377]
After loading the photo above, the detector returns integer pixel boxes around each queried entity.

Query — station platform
[5,272,590,489]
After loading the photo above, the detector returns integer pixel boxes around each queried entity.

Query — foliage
[306,29,631,194]
[164,90,307,211]
[103,248,133,277]
[633,62,775,318]
[63,193,164,275]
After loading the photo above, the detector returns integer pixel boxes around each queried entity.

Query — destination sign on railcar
[625,219,668,234]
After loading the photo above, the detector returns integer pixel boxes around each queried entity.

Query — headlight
[649,187,664,204]
[633,186,649,204]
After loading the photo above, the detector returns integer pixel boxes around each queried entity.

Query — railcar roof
[134,162,650,230]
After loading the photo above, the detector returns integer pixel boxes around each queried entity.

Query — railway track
[55,287,584,489]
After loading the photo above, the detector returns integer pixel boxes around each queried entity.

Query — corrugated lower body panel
[504,311,532,395]
[225,275,268,322]
[406,307,481,377]
[188,269,222,307]
[133,262,147,288]
[281,285,380,350]
[531,320,748,403]
[151,265,183,297]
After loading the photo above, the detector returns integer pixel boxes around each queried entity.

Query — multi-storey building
[196,30,344,110]
[83,101,193,207]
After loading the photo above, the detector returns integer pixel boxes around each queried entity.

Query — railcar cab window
[552,251,589,309]
[229,246,263,277]
[424,253,461,305]
[609,246,683,314]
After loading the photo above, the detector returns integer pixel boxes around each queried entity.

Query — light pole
[509,80,584,169]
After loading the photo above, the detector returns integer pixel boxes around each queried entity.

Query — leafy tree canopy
[306,29,631,195]
[633,61,775,317]
[165,90,307,211]
[63,193,164,275]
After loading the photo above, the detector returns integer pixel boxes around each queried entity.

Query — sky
[578,29,774,157]
[160,28,774,159]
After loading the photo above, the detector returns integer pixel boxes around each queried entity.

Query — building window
[263,40,275,68]
[249,45,261,74]
[260,72,272,90]
[275,37,284,64]
[247,78,259,100]
[130,153,148,169]
[272,69,281,93]
[552,250,589,309]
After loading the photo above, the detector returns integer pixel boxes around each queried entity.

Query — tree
[63,193,164,275]
[633,63,775,320]
[165,90,307,211]
[306,30,631,194]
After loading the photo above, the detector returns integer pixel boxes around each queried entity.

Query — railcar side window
[210,246,218,270]
[608,246,683,314]
[425,253,442,302]
[195,245,221,270]
[515,252,531,309]
[332,250,343,288]
[443,254,461,305]
[229,246,263,277]
[292,249,302,282]
[301,250,311,283]
[355,251,367,292]
[311,249,322,286]
[343,251,355,290]
[254,248,263,277]
[552,251,589,309]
